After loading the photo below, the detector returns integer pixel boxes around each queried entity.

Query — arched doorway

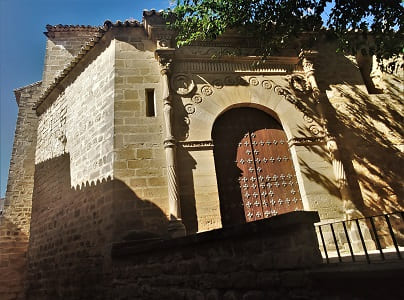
[212,107,303,227]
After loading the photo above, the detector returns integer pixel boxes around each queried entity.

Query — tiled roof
[36,19,143,111]
[45,25,99,37]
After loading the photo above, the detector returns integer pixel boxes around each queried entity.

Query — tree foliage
[167,0,403,62]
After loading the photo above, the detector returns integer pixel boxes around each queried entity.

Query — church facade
[0,10,402,299]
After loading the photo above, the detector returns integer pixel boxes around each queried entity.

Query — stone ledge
[112,211,320,258]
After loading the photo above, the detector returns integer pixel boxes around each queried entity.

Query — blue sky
[0,0,171,197]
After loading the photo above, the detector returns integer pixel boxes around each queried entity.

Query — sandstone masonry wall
[315,42,404,219]
[112,28,169,235]
[110,212,324,300]
[0,82,42,300]
[42,28,99,89]
[36,40,115,187]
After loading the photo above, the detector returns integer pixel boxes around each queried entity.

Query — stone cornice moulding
[172,55,301,74]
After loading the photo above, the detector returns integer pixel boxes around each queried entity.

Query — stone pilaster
[300,51,374,251]
[300,51,358,218]
[157,50,186,238]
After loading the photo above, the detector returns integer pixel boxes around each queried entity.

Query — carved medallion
[309,125,321,135]
[185,103,196,114]
[261,80,272,89]
[191,94,203,104]
[249,77,259,86]
[303,115,314,123]
[212,79,224,89]
[201,85,213,96]
[288,74,309,94]
[171,74,195,96]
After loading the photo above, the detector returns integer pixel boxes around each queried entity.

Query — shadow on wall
[26,153,169,299]
[177,146,198,234]
[292,50,403,220]
[0,217,29,300]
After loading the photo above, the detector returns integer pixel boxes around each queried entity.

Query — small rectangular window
[145,89,156,117]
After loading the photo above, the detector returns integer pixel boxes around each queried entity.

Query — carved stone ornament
[309,125,321,135]
[288,136,326,146]
[303,114,314,123]
[249,77,259,86]
[274,85,289,96]
[158,39,169,48]
[191,94,203,104]
[201,85,213,96]
[261,80,272,89]
[212,79,224,89]
[287,74,310,94]
[185,103,195,114]
[224,76,238,85]
[179,140,214,150]
[171,74,195,96]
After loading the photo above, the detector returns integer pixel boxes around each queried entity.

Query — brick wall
[0,82,41,300]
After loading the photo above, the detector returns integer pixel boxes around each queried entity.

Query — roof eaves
[44,24,99,37]
[14,81,42,106]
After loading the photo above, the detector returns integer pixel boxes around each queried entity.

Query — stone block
[136,149,153,159]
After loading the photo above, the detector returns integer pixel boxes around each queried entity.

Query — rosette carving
[201,85,213,96]
[249,77,259,86]
[261,80,272,89]
[191,94,203,104]
[185,103,195,114]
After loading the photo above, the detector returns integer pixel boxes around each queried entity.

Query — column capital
[299,50,318,75]
[155,48,175,75]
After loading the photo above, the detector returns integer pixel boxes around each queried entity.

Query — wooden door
[212,107,303,226]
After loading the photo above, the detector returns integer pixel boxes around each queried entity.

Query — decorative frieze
[288,136,326,146]
[174,60,299,74]
[178,140,214,150]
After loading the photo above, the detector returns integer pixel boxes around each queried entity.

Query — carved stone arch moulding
[178,74,324,140]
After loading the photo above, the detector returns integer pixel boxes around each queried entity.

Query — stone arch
[211,106,304,227]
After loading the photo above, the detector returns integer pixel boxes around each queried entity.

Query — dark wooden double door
[213,107,303,226]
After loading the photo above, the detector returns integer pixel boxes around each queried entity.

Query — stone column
[158,51,186,238]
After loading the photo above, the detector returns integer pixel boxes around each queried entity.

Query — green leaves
[166,0,403,64]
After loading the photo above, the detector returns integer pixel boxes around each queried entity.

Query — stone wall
[35,39,115,188]
[26,152,169,299]
[41,27,99,89]
[315,41,404,219]
[112,28,169,235]
[0,81,41,300]
[110,211,323,300]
